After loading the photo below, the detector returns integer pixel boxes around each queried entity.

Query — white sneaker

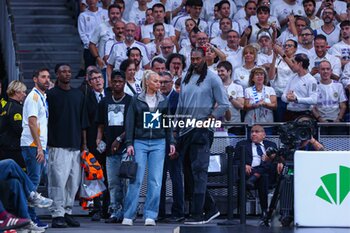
[145,218,156,226]
[28,192,53,208]
[17,221,45,233]
[122,218,133,226]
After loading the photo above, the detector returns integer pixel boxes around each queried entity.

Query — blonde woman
[122,70,175,226]
[0,80,27,167]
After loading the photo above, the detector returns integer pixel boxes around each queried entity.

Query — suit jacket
[168,89,179,115]
[234,139,277,166]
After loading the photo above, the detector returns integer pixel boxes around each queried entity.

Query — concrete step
[23,78,84,90]
[16,42,82,52]
[11,6,69,15]
[17,51,82,61]
[16,34,81,44]
[10,2,67,7]
[13,15,75,25]
[14,24,77,34]
[22,64,82,79]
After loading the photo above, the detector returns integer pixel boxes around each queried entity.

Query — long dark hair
[183,47,208,86]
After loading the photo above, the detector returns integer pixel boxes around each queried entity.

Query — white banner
[294,151,350,227]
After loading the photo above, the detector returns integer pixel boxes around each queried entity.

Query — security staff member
[281,53,318,121]
[0,81,27,168]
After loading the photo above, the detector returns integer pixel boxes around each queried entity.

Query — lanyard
[252,86,265,104]
[34,89,49,119]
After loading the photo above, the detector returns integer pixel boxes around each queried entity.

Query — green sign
[316,166,350,205]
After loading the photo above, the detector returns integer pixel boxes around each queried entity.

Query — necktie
[99,93,103,102]
[255,143,263,156]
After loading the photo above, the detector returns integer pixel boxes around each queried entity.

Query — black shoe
[91,212,101,222]
[184,216,204,225]
[204,210,220,224]
[246,176,258,190]
[280,215,293,227]
[166,216,185,223]
[64,214,80,227]
[105,216,122,223]
[157,215,167,223]
[259,211,270,227]
[52,217,68,228]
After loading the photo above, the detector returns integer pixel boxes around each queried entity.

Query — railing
[0,0,20,82]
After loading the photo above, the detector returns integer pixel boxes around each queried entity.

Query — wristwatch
[116,136,122,142]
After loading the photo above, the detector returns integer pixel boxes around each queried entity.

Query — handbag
[119,155,138,180]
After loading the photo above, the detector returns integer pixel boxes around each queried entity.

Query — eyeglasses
[251,130,264,133]
[89,76,102,81]
[300,33,313,37]
[283,44,294,48]
[160,81,171,85]
[197,37,208,41]
[161,46,174,49]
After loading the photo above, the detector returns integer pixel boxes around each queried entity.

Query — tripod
[265,162,294,227]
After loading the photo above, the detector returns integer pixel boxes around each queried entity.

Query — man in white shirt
[107,23,150,84]
[296,27,316,59]
[223,30,243,73]
[78,0,108,68]
[329,20,350,67]
[310,34,341,81]
[315,7,340,46]
[303,0,323,30]
[20,68,50,228]
[210,17,232,50]
[282,53,318,121]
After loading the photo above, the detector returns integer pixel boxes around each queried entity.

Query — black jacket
[125,91,174,147]
[234,139,277,166]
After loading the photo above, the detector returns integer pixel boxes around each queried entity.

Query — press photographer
[266,116,324,227]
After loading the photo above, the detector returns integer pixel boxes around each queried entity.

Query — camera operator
[274,118,324,227]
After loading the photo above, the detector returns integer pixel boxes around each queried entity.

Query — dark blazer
[168,89,179,115]
[234,139,277,166]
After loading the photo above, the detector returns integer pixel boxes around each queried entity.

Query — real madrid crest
[240,76,244,80]
[231,91,235,96]
[334,92,338,98]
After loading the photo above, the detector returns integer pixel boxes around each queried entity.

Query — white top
[78,7,108,48]
[248,24,274,44]
[124,80,142,96]
[174,15,208,41]
[233,66,254,90]
[244,85,276,125]
[271,57,297,97]
[315,27,340,47]
[277,30,297,46]
[311,53,342,80]
[316,81,347,121]
[107,41,150,70]
[201,0,237,22]
[309,16,323,30]
[89,21,114,59]
[210,36,227,50]
[271,1,305,27]
[340,62,350,88]
[208,20,240,38]
[20,88,48,150]
[141,23,175,40]
[224,81,244,122]
[257,52,273,66]
[223,46,243,73]
[282,73,318,111]
[329,41,350,62]
[127,7,147,26]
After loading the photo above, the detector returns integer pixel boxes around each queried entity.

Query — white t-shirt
[257,52,273,66]
[107,40,150,70]
[271,1,304,27]
[315,27,340,47]
[233,66,254,90]
[89,21,114,59]
[224,46,243,73]
[329,41,350,62]
[316,81,347,121]
[127,7,147,26]
[20,88,48,150]
[174,16,208,41]
[141,23,175,40]
[311,53,342,81]
[78,7,108,48]
[340,62,350,89]
[224,81,244,122]
[270,57,297,97]
[210,36,227,50]
[244,85,276,124]
[124,80,142,96]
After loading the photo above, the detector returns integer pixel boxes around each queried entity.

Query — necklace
[112,94,125,103]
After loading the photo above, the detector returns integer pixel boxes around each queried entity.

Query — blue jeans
[106,153,126,218]
[123,139,165,220]
[0,159,35,197]
[21,146,45,220]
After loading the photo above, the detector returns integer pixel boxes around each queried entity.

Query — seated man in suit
[234,124,277,223]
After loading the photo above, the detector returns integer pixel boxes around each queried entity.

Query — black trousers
[179,128,217,217]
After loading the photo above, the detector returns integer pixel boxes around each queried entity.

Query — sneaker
[51,217,67,228]
[28,192,53,208]
[105,216,122,224]
[64,214,80,227]
[121,218,133,226]
[184,216,205,225]
[33,217,48,229]
[166,216,185,223]
[144,218,156,226]
[203,210,220,224]
[0,215,30,230]
[18,221,45,233]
